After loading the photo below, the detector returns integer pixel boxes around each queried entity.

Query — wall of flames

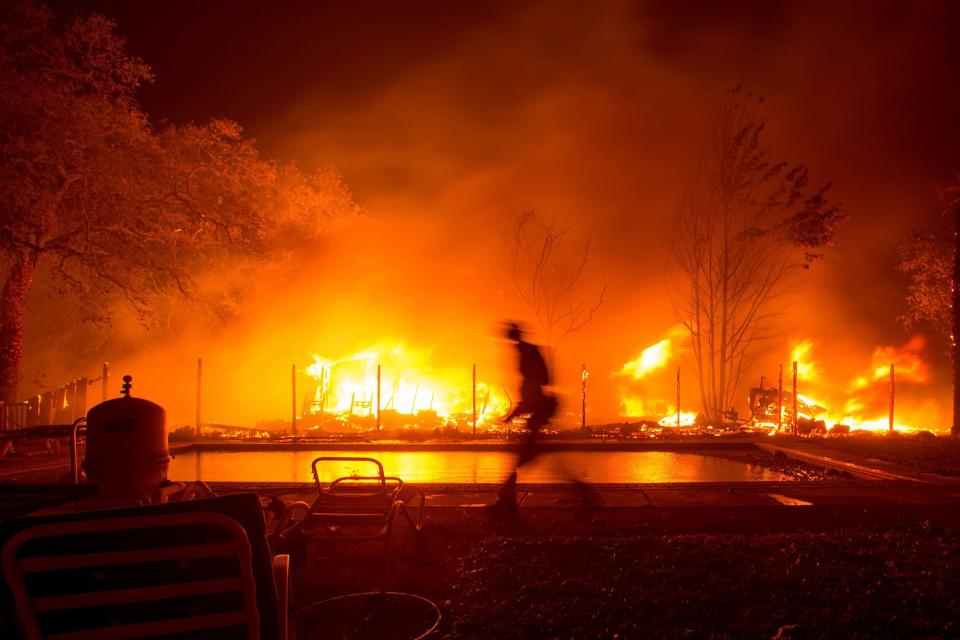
[303,342,510,427]
[614,326,944,433]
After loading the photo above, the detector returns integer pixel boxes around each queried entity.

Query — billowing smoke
[25,0,958,429]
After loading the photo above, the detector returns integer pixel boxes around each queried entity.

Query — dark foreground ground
[283,481,960,640]
[5,434,960,638]
[444,526,959,639]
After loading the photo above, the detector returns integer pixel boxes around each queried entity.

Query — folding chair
[277,456,404,592]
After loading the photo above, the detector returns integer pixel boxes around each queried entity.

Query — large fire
[302,342,509,430]
[617,337,673,380]
[782,336,934,433]
[615,325,699,426]
[614,327,941,434]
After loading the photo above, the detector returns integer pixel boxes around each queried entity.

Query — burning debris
[764,337,938,434]
[614,329,942,435]
[300,343,509,432]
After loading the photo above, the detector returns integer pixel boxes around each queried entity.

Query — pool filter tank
[83,375,171,499]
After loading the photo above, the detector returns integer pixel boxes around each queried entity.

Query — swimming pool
[168,448,793,484]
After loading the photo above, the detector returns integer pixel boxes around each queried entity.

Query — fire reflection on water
[170,450,793,483]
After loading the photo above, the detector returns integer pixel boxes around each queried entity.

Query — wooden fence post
[76,378,88,417]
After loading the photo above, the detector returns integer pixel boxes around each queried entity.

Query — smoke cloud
[30,0,960,429]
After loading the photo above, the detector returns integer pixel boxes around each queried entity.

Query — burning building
[298,343,509,432]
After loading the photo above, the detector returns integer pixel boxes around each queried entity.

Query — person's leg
[497,399,552,500]
[489,397,552,514]
[496,424,540,505]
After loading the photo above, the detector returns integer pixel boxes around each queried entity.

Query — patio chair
[275,456,405,591]
[0,492,291,640]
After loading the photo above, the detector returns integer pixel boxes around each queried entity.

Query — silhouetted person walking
[487,322,558,516]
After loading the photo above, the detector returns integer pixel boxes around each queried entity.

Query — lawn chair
[0,492,291,640]
[276,457,405,591]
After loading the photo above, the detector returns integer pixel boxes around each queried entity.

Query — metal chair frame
[3,511,292,639]
[278,457,417,592]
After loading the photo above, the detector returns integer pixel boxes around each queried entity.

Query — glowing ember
[658,410,699,427]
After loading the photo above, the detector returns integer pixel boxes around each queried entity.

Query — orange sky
[32,1,960,429]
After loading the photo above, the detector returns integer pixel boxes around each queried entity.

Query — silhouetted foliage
[0,1,358,401]
[900,176,960,436]
[899,228,951,339]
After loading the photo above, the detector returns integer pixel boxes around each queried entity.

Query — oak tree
[0,2,358,401]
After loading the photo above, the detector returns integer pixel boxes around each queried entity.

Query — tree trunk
[953,204,960,437]
[0,253,37,403]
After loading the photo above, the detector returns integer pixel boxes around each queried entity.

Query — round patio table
[297,591,440,640]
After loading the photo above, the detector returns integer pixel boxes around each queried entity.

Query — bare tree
[669,88,844,424]
[508,211,606,365]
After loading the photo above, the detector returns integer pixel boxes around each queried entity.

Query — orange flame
[617,338,672,380]
[790,340,818,381]
[304,342,509,427]
[786,336,936,433]
[615,326,696,422]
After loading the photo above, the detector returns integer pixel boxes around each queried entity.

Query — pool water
[168,449,792,484]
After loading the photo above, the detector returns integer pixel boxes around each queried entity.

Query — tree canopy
[899,226,951,340]
[899,177,960,436]
[0,1,359,400]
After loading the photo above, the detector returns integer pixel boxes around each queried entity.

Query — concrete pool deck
[209,478,960,511]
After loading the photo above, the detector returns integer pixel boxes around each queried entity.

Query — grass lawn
[443,524,959,639]
[781,434,960,476]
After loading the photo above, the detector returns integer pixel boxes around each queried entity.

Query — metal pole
[676,366,680,429]
[196,358,202,436]
[376,364,382,431]
[319,386,326,428]
[68,380,78,422]
[69,417,85,485]
[101,362,109,402]
[777,364,783,433]
[758,375,765,421]
[581,363,588,433]
[291,364,297,435]
[792,361,798,436]
[889,363,895,433]
[472,364,477,435]
[77,378,88,417]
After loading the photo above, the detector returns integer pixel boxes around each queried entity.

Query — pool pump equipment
[83,375,171,500]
